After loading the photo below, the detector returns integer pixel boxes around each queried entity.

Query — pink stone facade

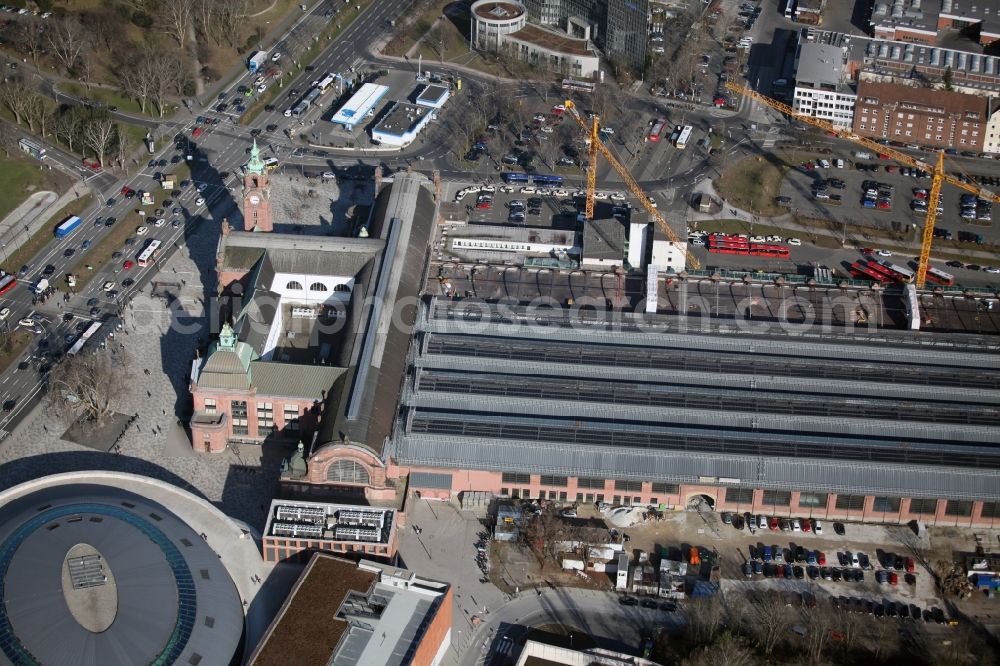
[189,386,318,453]
[385,466,1000,528]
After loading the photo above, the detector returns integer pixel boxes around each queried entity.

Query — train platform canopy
[330,83,390,129]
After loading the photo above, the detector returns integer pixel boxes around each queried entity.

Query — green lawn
[0,157,57,223]
[7,194,94,276]
[61,83,176,119]
[715,151,813,217]
[0,331,31,375]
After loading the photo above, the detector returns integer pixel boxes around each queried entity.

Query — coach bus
[675,125,693,150]
[316,74,336,94]
[0,273,15,296]
[925,266,955,286]
[876,260,915,283]
[18,138,46,160]
[561,79,595,93]
[502,172,530,184]
[136,239,162,267]
[532,174,564,187]
[66,321,103,357]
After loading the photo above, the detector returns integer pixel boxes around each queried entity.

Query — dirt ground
[495,503,1000,634]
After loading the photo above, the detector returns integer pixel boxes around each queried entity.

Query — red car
[905,557,915,573]
[889,572,899,585]
[885,165,896,172]
[768,516,779,531]
[122,260,134,269]
[876,200,891,209]
[82,157,102,171]
[816,550,826,566]
[801,518,811,532]
[475,200,492,209]
[913,188,928,199]
[192,127,203,138]
[120,186,135,197]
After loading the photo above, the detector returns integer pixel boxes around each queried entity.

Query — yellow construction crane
[725,81,999,288]
[563,100,700,269]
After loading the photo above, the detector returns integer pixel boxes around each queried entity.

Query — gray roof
[389,297,1000,501]
[250,362,346,398]
[583,218,626,261]
[795,42,849,89]
[409,471,453,491]
[0,484,244,666]
[313,172,436,458]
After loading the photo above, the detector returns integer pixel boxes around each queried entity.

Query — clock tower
[242,140,272,232]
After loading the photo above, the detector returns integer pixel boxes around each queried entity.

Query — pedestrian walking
[136,424,140,431]
[146,390,152,398]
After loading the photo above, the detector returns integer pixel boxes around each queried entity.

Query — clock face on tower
[249,195,260,205]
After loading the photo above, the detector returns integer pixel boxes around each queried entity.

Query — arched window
[326,459,370,485]
[309,282,328,292]
[334,283,351,293]
[285,281,303,291]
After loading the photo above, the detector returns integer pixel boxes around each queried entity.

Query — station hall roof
[391,295,1000,501]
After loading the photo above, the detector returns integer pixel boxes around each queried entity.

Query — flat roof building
[415,84,451,109]
[248,554,453,666]
[793,42,857,128]
[262,496,398,563]
[0,474,249,666]
[853,79,989,151]
[331,83,391,130]
[372,102,436,147]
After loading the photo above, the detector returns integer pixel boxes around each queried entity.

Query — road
[456,588,678,666]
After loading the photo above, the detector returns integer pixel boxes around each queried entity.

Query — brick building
[248,554,452,666]
[852,79,989,150]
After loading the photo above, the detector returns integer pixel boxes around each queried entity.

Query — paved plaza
[0,216,278,533]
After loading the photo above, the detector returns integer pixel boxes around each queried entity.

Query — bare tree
[111,125,132,171]
[160,0,195,48]
[684,596,724,647]
[741,592,791,656]
[0,122,18,157]
[682,631,755,666]
[82,114,116,167]
[148,52,182,117]
[15,19,46,68]
[23,93,52,136]
[45,17,89,74]
[799,603,836,664]
[0,79,34,126]
[119,57,155,114]
[520,507,573,562]
[51,106,86,154]
[47,351,130,426]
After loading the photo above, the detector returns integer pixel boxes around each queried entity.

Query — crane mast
[725,81,998,288]
[564,100,700,269]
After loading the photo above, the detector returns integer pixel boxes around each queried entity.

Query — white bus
[18,138,46,160]
[66,321,102,356]
[136,239,162,267]
[316,73,336,94]
[675,125,693,150]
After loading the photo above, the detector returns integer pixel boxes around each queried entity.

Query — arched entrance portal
[686,494,716,511]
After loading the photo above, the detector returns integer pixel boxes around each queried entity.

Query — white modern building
[371,102,436,147]
[471,0,601,78]
[330,83,390,131]
[985,97,1000,155]
[792,42,857,129]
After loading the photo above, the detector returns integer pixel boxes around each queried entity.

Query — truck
[247,51,268,73]
[55,215,83,237]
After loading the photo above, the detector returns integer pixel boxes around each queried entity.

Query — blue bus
[532,174,563,186]
[502,172,530,183]
[55,215,82,238]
